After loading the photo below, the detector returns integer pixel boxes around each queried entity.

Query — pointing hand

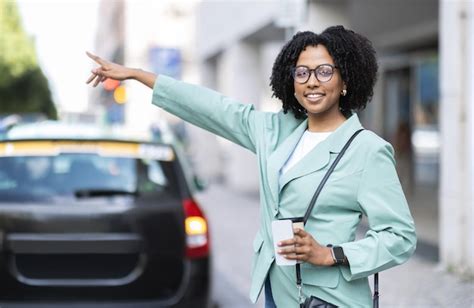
[85,51,134,87]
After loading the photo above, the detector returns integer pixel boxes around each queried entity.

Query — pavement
[196,183,474,308]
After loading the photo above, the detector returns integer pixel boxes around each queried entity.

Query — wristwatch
[327,244,346,266]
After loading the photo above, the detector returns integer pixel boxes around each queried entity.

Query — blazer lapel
[266,119,308,215]
[279,114,364,193]
[279,139,331,192]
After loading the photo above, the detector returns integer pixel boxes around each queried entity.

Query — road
[195,183,264,308]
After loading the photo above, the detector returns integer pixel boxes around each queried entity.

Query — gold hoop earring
[341,89,347,96]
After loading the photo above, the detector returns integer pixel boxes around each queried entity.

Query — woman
[87,25,416,307]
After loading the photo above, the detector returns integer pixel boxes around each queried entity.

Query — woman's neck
[306,110,347,132]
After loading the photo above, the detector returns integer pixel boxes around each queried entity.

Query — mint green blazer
[152,76,417,307]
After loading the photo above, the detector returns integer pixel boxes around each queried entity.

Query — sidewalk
[196,183,474,308]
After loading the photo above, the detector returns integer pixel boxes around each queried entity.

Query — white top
[280,130,332,175]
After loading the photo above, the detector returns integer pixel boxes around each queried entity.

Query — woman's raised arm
[85,51,265,153]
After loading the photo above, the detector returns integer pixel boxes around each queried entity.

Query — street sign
[149,47,182,79]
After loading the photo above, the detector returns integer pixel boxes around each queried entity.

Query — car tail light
[183,199,209,259]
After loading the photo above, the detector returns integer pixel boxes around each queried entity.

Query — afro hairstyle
[269,25,378,119]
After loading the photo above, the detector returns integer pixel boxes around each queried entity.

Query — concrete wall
[471,0,474,274]
[196,1,278,59]
[471,4,474,272]
[348,0,438,50]
[439,0,474,275]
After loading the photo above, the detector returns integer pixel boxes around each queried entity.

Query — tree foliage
[0,0,57,119]
[0,68,57,118]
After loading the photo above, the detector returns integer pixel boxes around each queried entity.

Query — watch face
[333,246,345,263]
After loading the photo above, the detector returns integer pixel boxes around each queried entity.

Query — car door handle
[5,233,144,254]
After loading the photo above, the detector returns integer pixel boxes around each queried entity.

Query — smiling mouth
[304,93,325,102]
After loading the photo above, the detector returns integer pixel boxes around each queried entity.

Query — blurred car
[0,121,211,307]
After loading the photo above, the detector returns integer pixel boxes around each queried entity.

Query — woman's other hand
[277,228,335,266]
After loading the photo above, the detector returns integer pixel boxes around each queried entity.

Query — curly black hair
[270,25,378,119]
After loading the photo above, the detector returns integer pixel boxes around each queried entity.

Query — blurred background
[1,0,473,307]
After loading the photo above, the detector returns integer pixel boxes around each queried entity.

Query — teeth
[306,94,323,98]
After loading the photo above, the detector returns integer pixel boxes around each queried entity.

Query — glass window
[413,57,439,186]
[382,55,439,192]
[0,153,180,203]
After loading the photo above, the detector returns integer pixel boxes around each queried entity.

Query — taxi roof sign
[0,140,175,161]
[4,121,156,143]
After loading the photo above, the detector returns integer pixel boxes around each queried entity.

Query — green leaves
[0,0,37,86]
[0,0,56,119]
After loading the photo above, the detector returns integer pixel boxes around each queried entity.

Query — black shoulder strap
[295,128,379,308]
[302,128,364,224]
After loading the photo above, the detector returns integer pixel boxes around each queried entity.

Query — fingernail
[277,242,282,246]
[278,250,282,254]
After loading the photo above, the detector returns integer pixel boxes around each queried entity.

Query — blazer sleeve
[339,142,417,281]
[152,75,263,153]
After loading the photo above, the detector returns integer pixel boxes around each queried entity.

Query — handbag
[289,129,379,308]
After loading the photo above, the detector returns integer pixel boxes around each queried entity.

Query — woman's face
[293,44,346,117]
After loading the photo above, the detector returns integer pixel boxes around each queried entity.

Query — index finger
[86,51,107,65]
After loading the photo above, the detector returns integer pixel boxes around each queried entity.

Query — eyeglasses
[291,64,338,84]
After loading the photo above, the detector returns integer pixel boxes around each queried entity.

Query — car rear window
[0,141,182,203]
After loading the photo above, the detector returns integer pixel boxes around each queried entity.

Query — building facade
[195,0,473,275]
[90,0,473,275]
